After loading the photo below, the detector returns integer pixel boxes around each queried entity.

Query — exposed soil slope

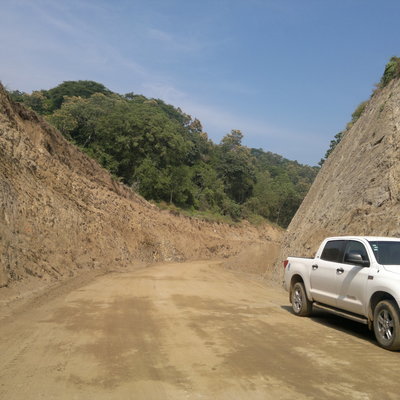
[276,78,400,278]
[0,84,281,291]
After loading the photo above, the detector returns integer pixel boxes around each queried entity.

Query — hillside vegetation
[9,81,317,227]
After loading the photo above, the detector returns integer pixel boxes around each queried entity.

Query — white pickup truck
[284,236,400,350]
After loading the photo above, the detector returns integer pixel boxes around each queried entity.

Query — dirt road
[0,261,399,399]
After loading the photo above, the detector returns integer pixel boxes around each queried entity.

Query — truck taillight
[283,260,289,269]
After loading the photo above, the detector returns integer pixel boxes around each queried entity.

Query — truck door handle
[312,264,318,270]
[336,268,344,274]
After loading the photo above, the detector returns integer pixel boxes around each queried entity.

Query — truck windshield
[368,241,400,265]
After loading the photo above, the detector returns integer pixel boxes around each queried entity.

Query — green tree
[243,171,273,219]
[319,99,368,166]
[23,91,52,114]
[216,130,256,204]
[380,56,400,88]
[318,131,344,166]
[133,158,167,200]
[191,162,228,212]
[8,90,27,103]
[47,80,111,110]
[166,165,193,205]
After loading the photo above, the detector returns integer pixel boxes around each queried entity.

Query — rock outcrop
[0,84,282,289]
[276,77,400,278]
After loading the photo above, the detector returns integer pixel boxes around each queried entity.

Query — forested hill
[8,81,318,227]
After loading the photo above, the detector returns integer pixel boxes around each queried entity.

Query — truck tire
[291,281,312,317]
[373,300,400,351]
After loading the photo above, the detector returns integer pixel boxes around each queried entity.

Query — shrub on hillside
[380,57,400,88]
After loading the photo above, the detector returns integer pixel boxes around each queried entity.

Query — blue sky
[1,0,400,165]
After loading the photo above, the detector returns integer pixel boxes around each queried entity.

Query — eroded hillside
[276,77,400,276]
[0,84,282,291]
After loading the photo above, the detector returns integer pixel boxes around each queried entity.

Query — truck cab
[284,236,400,351]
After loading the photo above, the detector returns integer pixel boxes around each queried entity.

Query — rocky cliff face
[0,85,282,289]
[276,78,400,277]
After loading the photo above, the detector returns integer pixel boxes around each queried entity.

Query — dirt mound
[0,84,282,294]
[274,78,400,280]
[223,242,281,277]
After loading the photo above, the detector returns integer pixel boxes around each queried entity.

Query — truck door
[310,240,346,307]
[336,240,370,315]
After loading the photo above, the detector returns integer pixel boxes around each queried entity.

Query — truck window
[369,241,400,265]
[344,240,369,263]
[320,240,346,262]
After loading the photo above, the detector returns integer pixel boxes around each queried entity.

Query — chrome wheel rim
[377,309,394,342]
[293,286,302,313]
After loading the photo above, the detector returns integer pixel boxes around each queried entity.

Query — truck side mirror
[345,251,370,267]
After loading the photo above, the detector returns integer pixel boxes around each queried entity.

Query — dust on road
[0,260,398,399]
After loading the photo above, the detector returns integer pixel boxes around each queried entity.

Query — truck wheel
[291,282,312,317]
[373,300,400,351]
